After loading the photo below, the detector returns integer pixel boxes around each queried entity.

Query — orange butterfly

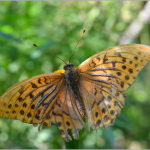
[0,30,150,142]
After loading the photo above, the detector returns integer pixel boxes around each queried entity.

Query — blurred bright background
[0,1,150,149]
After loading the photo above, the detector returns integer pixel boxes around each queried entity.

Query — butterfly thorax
[64,63,79,88]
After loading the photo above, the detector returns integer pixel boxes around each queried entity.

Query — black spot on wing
[122,58,126,62]
[96,57,100,62]
[102,108,106,113]
[95,112,98,117]
[31,82,38,88]
[57,122,62,127]
[120,82,124,88]
[20,110,24,115]
[112,62,116,68]
[92,59,96,66]
[125,75,129,80]
[31,104,35,109]
[51,121,55,125]
[35,114,40,120]
[117,72,121,76]
[66,121,70,126]
[44,77,49,84]
[19,87,24,94]
[110,110,115,115]
[29,93,34,99]
[122,65,126,70]
[43,122,48,127]
[15,104,18,107]
[23,103,27,107]
[27,112,32,118]
[46,114,50,120]
[129,68,133,74]
[115,52,121,57]
[134,56,138,60]
[18,97,23,102]
[8,104,12,108]
[104,115,109,122]
[38,78,42,84]
[96,119,101,126]
[12,110,16,114]
[103,55,108,63]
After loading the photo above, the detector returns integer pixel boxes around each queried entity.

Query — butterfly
[0,31,150,142]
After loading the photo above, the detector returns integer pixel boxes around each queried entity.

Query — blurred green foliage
[0,1,150,149]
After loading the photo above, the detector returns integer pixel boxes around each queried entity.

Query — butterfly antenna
[69,29,86,63]
[33,44,66,64]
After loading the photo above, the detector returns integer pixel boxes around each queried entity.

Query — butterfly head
[63,62,79,85]
[63,63,74,71]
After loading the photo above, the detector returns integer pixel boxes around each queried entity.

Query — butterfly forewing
[78,44,150,129]
[78,44,150,91]
[0,73,64,123]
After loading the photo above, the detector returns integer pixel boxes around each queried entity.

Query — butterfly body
[0,44,150,142]
[64,63,86,118]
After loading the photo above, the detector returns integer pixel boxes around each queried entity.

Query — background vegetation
[0,1,150,149]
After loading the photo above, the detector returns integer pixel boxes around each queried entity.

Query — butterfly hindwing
[79,79,125,129]
[40,84,85,141]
